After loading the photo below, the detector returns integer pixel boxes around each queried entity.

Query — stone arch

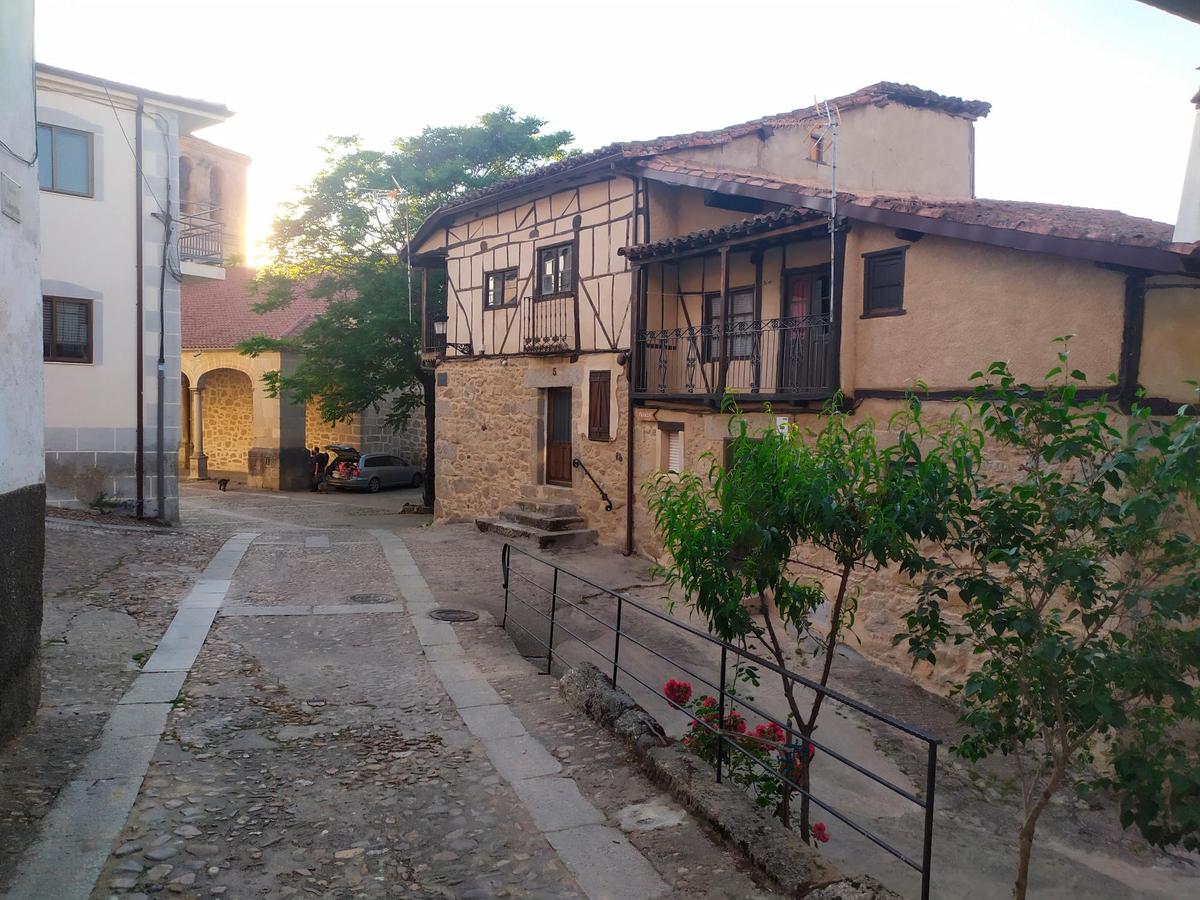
[179,372,192,475]
[197,367,253,474]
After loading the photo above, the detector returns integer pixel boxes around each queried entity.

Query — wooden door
[545,387,573,486]
[781,270,830,392]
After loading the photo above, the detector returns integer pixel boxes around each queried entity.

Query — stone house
[181,266,426,488]
[37,64,232,522]
[1,0,45,740]
[410,82,1200,557]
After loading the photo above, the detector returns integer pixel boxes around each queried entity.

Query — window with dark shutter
[863,248,907,317]
[588,370,611,441]
[43,296,93,363]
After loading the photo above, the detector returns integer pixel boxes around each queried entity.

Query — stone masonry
[199,368,254,473]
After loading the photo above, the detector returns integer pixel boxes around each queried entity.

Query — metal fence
[499,542,940,900]
[521,294,576,354]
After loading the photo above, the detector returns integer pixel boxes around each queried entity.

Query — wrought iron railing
[571,457,613,511]
[178,202,224,265]
[499,543,940,900]
[521,294,576,355]
[636,315,835,401]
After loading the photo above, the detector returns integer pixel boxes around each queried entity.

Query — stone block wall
[433,354,629,541]
[304,400,359,452]
[200,368,254,472]
[361,400,427,468]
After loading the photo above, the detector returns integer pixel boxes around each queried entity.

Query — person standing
[308,446,321,492]
[315,446,330,492]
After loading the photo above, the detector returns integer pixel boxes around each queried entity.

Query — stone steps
[476,492,597,549]
[475,517,599,549]
[499,506,587,532]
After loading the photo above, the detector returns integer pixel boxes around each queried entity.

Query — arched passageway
[197,368,253,474]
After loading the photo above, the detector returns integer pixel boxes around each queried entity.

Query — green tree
[648,398,978,839]
[900,345,1200,900]
[238,109,574,504]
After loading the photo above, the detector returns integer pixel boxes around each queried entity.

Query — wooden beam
[1118,271,1147,412]
[715,247,730,401]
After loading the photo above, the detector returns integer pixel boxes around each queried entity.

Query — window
[703,289,755,361]
[659,422,684,472]
[36,124,93,196]
[43,297,93,363]
[536,244,573,296]
[863,248,907,317]
[484,268,519,309]
[588,371,611,441]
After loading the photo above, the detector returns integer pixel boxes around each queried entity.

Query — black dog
[217,478,230,492]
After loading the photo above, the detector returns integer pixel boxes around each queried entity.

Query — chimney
[1173,85,1200,243]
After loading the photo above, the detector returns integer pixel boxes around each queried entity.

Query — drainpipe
[155,199,171,521]
[135,95,145,518]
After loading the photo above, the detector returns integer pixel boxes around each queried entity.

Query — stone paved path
[4,484,779,900]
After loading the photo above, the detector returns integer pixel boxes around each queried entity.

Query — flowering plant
[662,678,829,843]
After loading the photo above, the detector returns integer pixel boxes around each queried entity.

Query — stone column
[188,386,209,480]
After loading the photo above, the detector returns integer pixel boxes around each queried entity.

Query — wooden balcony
[634,315,835,403]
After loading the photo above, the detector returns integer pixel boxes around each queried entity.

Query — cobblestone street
[1,484,777,900]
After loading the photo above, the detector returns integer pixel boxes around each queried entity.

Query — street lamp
[432,313,472,357]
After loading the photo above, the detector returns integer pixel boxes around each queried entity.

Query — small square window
[484,268,519,309]
[863,248,907,317]
[658,422,684,472]
[43,296,93,363]
[536,244,573,296]
[37,124,93,197]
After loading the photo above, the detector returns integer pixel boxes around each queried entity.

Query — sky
[34,0,1200,264]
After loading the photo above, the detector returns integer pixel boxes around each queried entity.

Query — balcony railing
[636,315,835,402]
[521,294,576,355]
[178,202,224,265]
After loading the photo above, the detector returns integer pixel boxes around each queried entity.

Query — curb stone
[558,662,903,900]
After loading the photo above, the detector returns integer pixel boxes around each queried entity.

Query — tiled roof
[634,159,1198,255]
[182,267,327,349]
[620,208,826,260]
[438,83,989,213]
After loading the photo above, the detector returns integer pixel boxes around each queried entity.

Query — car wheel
[368,477,381,493]
[410,472,424,488]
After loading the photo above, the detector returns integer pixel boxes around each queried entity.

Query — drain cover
[346,593,398,605]
[429,608,479,622]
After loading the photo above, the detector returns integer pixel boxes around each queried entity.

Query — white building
[36,65,231,521]
[0,0,44,739]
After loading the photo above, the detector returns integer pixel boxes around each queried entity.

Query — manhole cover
[429,608,479,623]
[346,593,398,605]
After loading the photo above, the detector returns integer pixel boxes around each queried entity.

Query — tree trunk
[799,561,854,841]
[1011,758,1066,900]
[419,369,435,509]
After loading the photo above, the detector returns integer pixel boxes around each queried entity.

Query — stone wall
[304,401,360,453]
[434,354,628,542]
[361,400,427,468]
[200,368,254,473]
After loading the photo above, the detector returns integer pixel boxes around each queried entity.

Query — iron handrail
[499,541,939,900]
[571,457,613,511]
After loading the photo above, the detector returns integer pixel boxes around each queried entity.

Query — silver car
[325,445,423,492]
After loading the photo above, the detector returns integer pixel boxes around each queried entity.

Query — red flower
[700,696,717,709]
[753,722,786,743]
[663,679,693,706]
[811,821,830,843]
[724,710,747,734]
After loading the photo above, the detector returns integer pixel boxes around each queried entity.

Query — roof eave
[636,164,1195,275]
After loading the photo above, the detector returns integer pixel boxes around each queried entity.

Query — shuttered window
[659,422,684,472]
[588,370,611,441]
[43,296,93,363]
[667,431,683,472]
[863,247,907,316]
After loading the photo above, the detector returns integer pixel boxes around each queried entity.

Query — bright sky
[35,0,1199,264]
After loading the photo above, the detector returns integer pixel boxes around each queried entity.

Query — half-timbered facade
[412,82,1200,554]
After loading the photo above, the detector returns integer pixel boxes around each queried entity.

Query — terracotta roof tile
[620,208,826,260]
[182,267,327,349]
[634,160,1197,254]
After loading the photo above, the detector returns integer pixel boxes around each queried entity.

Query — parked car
[324,444,423,492]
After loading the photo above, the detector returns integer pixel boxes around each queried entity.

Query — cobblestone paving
[87,528,585,898]
[0,518,223,890]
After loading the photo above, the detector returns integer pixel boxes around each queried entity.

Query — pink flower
[753,722,787,743]
[663,679,693,707]
[724,711,747,734]
[811,821,830,843]
[700,696,717,709]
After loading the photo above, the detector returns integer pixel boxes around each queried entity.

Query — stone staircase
[475,489,598,549]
